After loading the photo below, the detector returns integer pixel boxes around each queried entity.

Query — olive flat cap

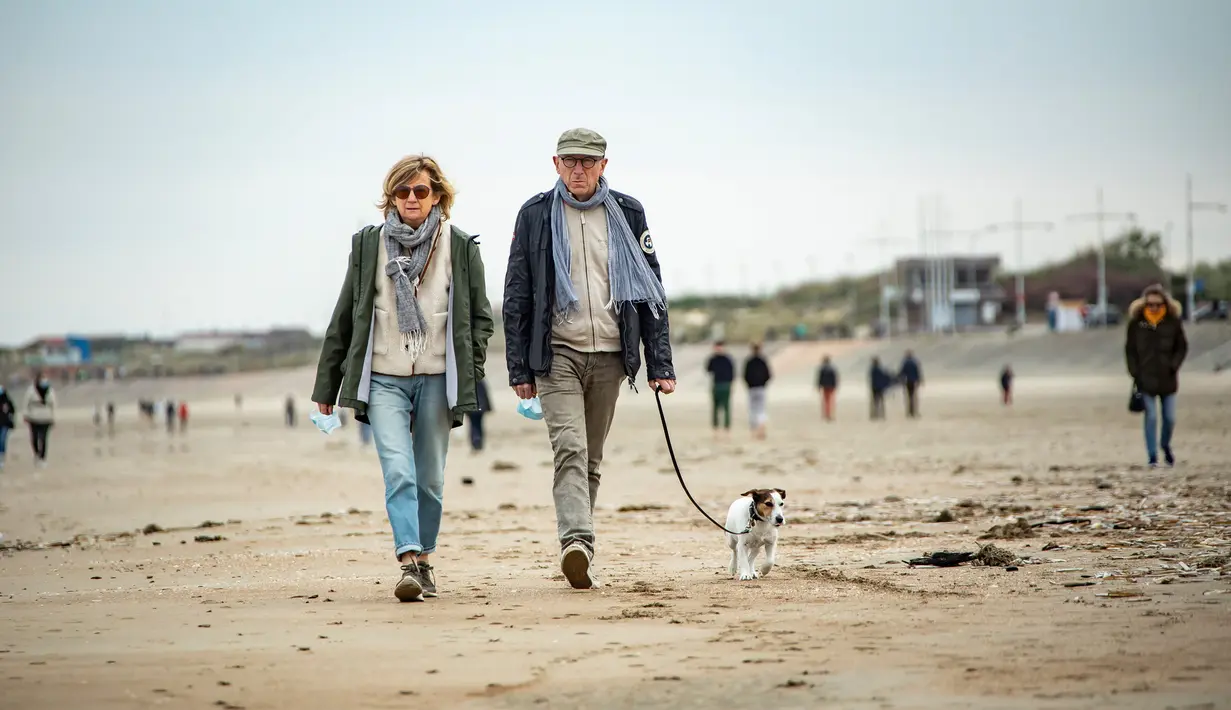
[556,128,607,157]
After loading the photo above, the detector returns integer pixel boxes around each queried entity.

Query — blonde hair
[378,155,455,219]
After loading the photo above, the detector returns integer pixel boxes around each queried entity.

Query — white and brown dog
[726,488,786,581]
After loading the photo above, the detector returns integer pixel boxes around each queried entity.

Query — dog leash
[652,387,749,536]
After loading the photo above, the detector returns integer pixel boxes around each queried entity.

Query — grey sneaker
[417,562,437,598]
[560,543,596,589]
[395,564,425,602]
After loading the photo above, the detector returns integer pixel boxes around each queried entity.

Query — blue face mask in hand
[517,396,544,421]
[309,410,342,434]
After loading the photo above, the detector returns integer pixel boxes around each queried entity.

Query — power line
[983,198,1054,327]
[1185,174,1228,322]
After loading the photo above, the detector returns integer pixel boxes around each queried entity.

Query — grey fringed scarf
[550,176,667,321]
[383,205,442,358]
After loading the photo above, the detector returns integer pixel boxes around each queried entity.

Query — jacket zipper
[580,211,598,351]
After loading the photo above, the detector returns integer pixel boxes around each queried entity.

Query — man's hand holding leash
[650,379,676,394]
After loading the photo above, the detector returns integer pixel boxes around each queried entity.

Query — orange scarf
[1143,304,1166,326]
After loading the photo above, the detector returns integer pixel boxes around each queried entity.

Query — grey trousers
[537,346,625,553]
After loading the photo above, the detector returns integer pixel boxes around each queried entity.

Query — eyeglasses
[560,156,600,169]
[394,184,431,200]
[1145,302,1165,308]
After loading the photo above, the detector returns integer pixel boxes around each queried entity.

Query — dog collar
[740,500,761,534]
[748,499,764,522]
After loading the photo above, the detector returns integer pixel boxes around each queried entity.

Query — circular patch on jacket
[640,230,655,254]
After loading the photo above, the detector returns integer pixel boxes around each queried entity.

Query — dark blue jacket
[870,365,893,393]
[743,356,772,388]
[899,357,922,384]
[0,390,14,429]
[818,364,838,389]
[503,190,674,388]
[706,354,735,385]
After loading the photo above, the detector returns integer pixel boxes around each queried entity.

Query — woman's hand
[317,403,333,415]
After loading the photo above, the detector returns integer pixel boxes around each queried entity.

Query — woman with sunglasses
[312,155,494,602]
[1124,283,1188,468]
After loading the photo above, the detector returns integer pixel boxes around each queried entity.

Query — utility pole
[983,198,1054,327]
[844,252,858,328]
[1185,174,1228,322]
[922,227,984,333]
[1160,221,1173,285]
[867,234,913,340]
[917,198,929,332]
[1066,188,1135,327]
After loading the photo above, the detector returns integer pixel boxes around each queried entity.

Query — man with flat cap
[503,128,676,589]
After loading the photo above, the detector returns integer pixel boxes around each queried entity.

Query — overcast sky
[2,0,1229,345]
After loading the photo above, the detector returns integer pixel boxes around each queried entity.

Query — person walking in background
[743,343,772,440]
[0,384,15,470]
[23,373,55,468]
[1000,365,1014,406]
[358,420,372,446]
[468,379,492,453]
[164,400,176,434]
[313,154,494,602]
[898,350,923,418]
[503,128,675,590]
[178,401,189,433]
[869,357,892,420]
[106,401,116,437]
[284,395,296,428]
[818,355,839,421]
[1125,284,1188,468]
[705,341,735,437]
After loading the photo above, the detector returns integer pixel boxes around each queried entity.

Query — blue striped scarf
[550,177,667,321]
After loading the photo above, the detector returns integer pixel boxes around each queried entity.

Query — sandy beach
[2,343,1229,709]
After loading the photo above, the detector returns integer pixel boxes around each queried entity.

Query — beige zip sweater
[371,221,453,376]
[23,384,56,424]
[551,203,622,353]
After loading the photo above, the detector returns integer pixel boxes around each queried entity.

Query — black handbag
[1128,385,1145,413]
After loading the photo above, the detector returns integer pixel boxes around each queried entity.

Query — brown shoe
[417,562,437,598]
[394,564,425,602]
[560,543,597,589]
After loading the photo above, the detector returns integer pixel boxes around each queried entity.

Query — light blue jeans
[0,426,9,457]
[367,373,451,559]
[1141,393,1177,462]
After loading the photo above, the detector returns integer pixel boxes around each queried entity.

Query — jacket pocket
[373,307,391,356]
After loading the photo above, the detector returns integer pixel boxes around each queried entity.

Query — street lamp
[983,198,1055,327]
[1066,188,1136,327]
[1185,174,1228,322]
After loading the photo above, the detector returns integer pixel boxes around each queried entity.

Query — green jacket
[312,224,494,428]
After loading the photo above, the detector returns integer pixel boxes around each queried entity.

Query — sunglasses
[560,156,601,169]
[1145,302,1165,309]
[394,184,431,201]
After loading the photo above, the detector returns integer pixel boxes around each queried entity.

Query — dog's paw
[757,566,773,578]
[737,572,757,581]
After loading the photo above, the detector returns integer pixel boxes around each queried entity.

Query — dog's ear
[741,490,757,499]
[774,488,787,500]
